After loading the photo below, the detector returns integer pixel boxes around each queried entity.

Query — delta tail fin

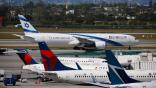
[18,15,38,34]
[105,50,140,85]
[38,42,81,71]
[15,49,38,65]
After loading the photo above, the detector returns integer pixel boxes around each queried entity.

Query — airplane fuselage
[25,33,139,48]
[45,70,156,84]
[25,33,80,47]
[110,81,156,88]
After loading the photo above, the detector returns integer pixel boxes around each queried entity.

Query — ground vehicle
[3,73,16,86]
[0,70,4,82]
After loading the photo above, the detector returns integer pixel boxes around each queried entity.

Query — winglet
[76,62,82,70]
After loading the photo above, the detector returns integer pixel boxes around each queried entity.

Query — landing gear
[128,46,131,50]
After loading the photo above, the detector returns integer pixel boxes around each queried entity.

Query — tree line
[0,1,156,29]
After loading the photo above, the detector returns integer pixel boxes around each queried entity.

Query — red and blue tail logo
[16,49,38,65]
[38,42,81,71]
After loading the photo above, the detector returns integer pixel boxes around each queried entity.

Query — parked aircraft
[40,42,156,84]
[15,15,139,50]
[88,50,156,88]
[15,49,82,73]
[15,48,108,72]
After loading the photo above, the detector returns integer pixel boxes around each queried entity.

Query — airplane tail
[105,50,140,85]
[18,15,38,34]
[15,49,38,65]
[38,42,81,71]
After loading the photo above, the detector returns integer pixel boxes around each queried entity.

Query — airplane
[15,48,109,72]
[40,42,156,84]
[88,50,156,88]
[15,15,139,50]
[15,49,83,74]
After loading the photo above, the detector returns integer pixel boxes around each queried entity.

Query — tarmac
[0,39,155,48]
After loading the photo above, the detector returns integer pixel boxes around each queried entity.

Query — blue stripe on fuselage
[24,29,38,33]
[71,34,123,46]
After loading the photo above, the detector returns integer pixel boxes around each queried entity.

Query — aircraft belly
[45,41,74,47]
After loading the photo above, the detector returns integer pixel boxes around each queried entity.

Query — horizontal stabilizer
[13,34,36,42]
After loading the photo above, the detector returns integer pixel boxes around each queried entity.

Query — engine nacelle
[95,41,106,49]
[73,41,106,50]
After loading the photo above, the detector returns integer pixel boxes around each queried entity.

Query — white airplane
[15,48,83,73]
[89,50,156,88]
[15,15,139,49]
[40,42,156,84]
[15,48,108,73]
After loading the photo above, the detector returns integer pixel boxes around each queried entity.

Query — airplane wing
[84,82,110,88]
[73,35,101,43]
[110,85,132,88]
[83,73,110,87]
[13,34,36,42]
[13,34,24,39]
[84,81,133,88]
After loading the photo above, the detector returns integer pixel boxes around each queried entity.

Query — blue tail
[15,48,38,65]
[38,42,81,71]
[105,50,140,85]
[18,15,38,33]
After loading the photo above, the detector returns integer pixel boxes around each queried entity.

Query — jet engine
[74,41,106,50]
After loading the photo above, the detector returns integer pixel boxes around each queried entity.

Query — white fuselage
[22,57,108,72]
[25,33,80,47]
[109,81,156,88]
[22,55,143,72]
[25,33,139,47]
[45,70,156,84]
